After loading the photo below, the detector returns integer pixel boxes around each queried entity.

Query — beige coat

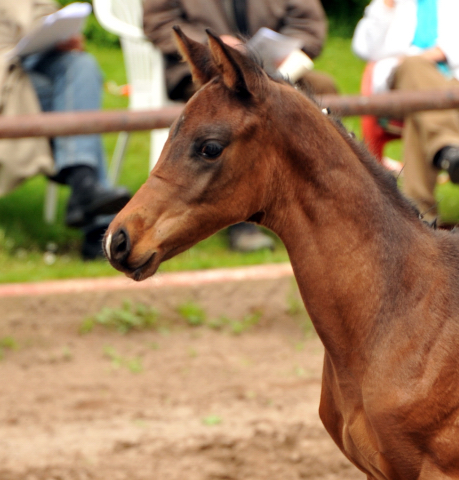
[0,0,56,196]
[143,0,328,96]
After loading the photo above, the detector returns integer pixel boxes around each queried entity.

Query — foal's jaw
[103,184,239,280]
[128,251,159,282]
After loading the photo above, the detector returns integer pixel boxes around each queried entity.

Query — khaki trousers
[297,70,338,95]
[392,56,459,220]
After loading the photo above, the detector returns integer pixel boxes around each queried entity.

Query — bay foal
[105,27,459,479]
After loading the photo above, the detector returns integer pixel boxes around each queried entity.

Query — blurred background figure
[0,0,131,259]
[142,0,338,251]
[352,0,459,223]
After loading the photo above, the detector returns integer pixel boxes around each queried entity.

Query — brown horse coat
[105,28,459,479]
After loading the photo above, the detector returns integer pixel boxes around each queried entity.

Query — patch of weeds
[286,289,304,316]
[286,279,307,315]
[245,390,256,400]
[207,315,231,330]
[187,347,198,358]
[295,314,315,338]
[62,346,73,362]
[286,281,315,338]
[126,357,143,374]
[79,318,95,335]
[207,311,263,335]
[294,341,305,351]
[80,301,159,334]
[103,345,144,373]
[202,415,222,426]
[132,418,148,428]
[0,336,18,349]
[0,336,18,360]
[230,310,263,335]
[294,366,307,377]
[103,345,123,368]
[177,301,206,327]
[158,327,171,336]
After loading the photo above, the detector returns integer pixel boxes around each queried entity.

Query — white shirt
[352,0,459,92]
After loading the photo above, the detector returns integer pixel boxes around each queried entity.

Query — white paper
[277,50,314,82]
[9,2,92,58]
[247,27,304,73]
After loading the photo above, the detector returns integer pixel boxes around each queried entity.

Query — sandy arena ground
[0,269,365,480]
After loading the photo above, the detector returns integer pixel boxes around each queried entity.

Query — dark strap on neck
[232,0,249,36]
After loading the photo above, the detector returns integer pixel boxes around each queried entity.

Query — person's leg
[394,57,459,163]
[24,51,130,230]
[400,116,438,221]
[392,56,459,218]
[26,50,106,178]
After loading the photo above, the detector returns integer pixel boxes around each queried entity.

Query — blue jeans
[22,50,107,184]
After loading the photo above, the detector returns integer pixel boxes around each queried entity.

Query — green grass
[1,37,459,283]
[81,298,265,338]
[0,336,18,360]
[80,300,160,334]
[0,44,289,283]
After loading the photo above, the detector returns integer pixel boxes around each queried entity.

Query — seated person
[143,0,338,100]
[142,0,338,250]
[352,0,459,223]
[0,0,131,259]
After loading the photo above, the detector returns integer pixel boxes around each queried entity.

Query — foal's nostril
[110,228,131,264]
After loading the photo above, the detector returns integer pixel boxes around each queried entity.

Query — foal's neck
[266,101,427,368]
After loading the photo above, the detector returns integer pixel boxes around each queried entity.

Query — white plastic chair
[44,181,58,223]
[93,0,174,183]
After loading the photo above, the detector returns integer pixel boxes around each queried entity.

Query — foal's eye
[197,141,224,159]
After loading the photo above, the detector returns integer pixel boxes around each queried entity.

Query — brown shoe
[229,224,275,252]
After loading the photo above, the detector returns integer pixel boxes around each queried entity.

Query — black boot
[433,146,459,184]
[81,223,107,261]
[63,166,131,228]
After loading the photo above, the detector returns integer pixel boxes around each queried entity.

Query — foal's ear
[172,26,218,88]
[206,29,266,98]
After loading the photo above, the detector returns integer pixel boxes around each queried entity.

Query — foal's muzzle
[105,227,131,265]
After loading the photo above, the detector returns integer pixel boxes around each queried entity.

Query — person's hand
[383,0,395,7]
[420,46,447,63]
[56,34,85,52]
[220,35,245,52]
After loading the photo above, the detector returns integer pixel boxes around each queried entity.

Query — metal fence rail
[1,88,459,139]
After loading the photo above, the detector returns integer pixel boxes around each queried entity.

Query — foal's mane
[266,72,421,222]
[341,121,421,219]
[314,98,421,222]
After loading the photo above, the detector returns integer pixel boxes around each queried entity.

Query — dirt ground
[0,273,365,480]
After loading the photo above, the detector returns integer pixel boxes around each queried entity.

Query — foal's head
[104,28,321,280]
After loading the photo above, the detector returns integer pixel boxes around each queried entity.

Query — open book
[8,2,92,59]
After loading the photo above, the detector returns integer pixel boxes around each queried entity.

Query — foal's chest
[319,367,395,479]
